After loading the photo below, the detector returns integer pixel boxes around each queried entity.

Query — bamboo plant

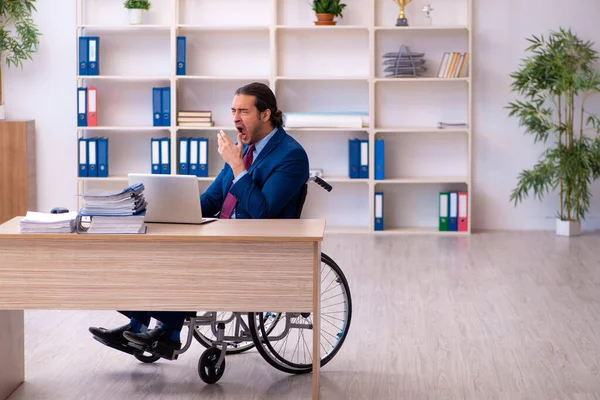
[0,0,40,107]
[507,28,600,223]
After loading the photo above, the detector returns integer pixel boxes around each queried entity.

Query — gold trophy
[394,0,412,26]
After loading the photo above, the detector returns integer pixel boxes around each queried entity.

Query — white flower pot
[128,9,144,25]
[556,218,580,237]
[0,105,5,120]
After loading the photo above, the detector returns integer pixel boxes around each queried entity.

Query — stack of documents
[77,214,146,234]
[19,211,78,233]
[79,183,146,216]
[437,121,468,129]
[76,183,147,234]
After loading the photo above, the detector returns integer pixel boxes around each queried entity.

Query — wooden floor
[7,230,600,400]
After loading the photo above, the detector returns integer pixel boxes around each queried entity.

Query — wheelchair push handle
[309,176,332,192]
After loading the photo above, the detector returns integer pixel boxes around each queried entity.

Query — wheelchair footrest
[151,341,179,361]
[92,335,143,357]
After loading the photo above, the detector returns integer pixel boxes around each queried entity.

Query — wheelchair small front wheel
[133,352,161,364]
[198,347,226,384]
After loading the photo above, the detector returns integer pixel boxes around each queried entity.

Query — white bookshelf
[75,0,472,234]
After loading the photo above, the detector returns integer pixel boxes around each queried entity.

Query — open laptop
[128,173,217,224]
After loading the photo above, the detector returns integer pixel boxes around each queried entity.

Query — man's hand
[217,131,245,178]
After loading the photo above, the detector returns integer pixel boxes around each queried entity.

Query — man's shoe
[123,325,182,350]
[89,324,132,346]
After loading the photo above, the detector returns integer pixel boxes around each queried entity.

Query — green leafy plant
[311,0,346,17]
[124,0,151,11]
[507,27,600,222]
[0,0,40,106]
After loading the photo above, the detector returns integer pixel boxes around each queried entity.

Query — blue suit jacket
[200,126,309,219]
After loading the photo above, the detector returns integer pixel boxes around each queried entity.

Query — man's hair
[234,82,283,128]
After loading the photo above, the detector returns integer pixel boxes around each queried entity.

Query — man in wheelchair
[88,82,310,359]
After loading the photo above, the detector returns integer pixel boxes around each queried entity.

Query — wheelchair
[96,177,353,384]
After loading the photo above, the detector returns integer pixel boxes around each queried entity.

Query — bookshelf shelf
[276,25,370,31]
[375,177,469,184]
[78,126,170,131]
[276,76,369,81]
[176,76,270,81]
[77,76,171,81]
[374,26,468,32]
[77,24,171,31]
[176,126,234,131]
[374,77,470,83]
[323,177,370,184]
[375,127,469,134]
[75,0,473,234]
[372,227,469,235]
[176,25,269,31]
[285,127,369,132]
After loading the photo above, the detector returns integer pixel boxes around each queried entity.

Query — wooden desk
[0,217,324,399]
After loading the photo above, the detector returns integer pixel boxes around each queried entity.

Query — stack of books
[437,52,469,78]
[76,183,147,234]
[177,110,214,127]
[19,211,78,233]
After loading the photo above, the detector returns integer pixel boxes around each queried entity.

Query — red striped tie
[219,144,255,219]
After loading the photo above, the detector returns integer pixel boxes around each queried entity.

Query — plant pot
[128,8,144,25]
[315,13,336,26]
[556,218,580,237]
[0,105,5,120]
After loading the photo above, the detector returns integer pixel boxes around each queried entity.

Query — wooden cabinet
[0,120,36,224]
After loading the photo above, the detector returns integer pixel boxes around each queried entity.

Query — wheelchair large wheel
[247,252,352,374]
[193,312,283,355]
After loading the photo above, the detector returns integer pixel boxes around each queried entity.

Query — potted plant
[124,0,151,25]
[0,0,40,119]
[507,28,600,236]
[311,0,346,26]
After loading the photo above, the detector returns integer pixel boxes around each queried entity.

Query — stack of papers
[79,183,147,216]
[76,183,147,234]
[77,214,147,234]
[19,211,78,233]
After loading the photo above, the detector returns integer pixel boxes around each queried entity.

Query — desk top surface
[0,217,326,242]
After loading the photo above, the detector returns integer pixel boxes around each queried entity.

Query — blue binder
[348,139,360,178]
[375,139,384,180]
[198,138,208,177]
[448,192,458,231]
[375,192,384,231]
[359,139,369,179]
[160,137,170,174]
[97,137,109,177]
[152,88,162,126]
[78,138,88,177]
[161,87,171,127]
[77,87,87,126]
[189,138,199,176]
[176,36,186,75]
[178,137,189,175]
[78,36,88,75]
[87,138,98,177]
[151,138,161,174]
[87,36,99,75]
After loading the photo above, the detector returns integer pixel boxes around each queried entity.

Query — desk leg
[312,242,321,400]
[0,311,24,400]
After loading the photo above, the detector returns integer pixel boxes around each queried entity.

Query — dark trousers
[118,311,194,332]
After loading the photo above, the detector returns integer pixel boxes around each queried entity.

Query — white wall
[5,0,600,231]
[473,0,600,231]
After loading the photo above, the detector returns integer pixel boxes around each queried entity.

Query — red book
[458,192,468,231]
